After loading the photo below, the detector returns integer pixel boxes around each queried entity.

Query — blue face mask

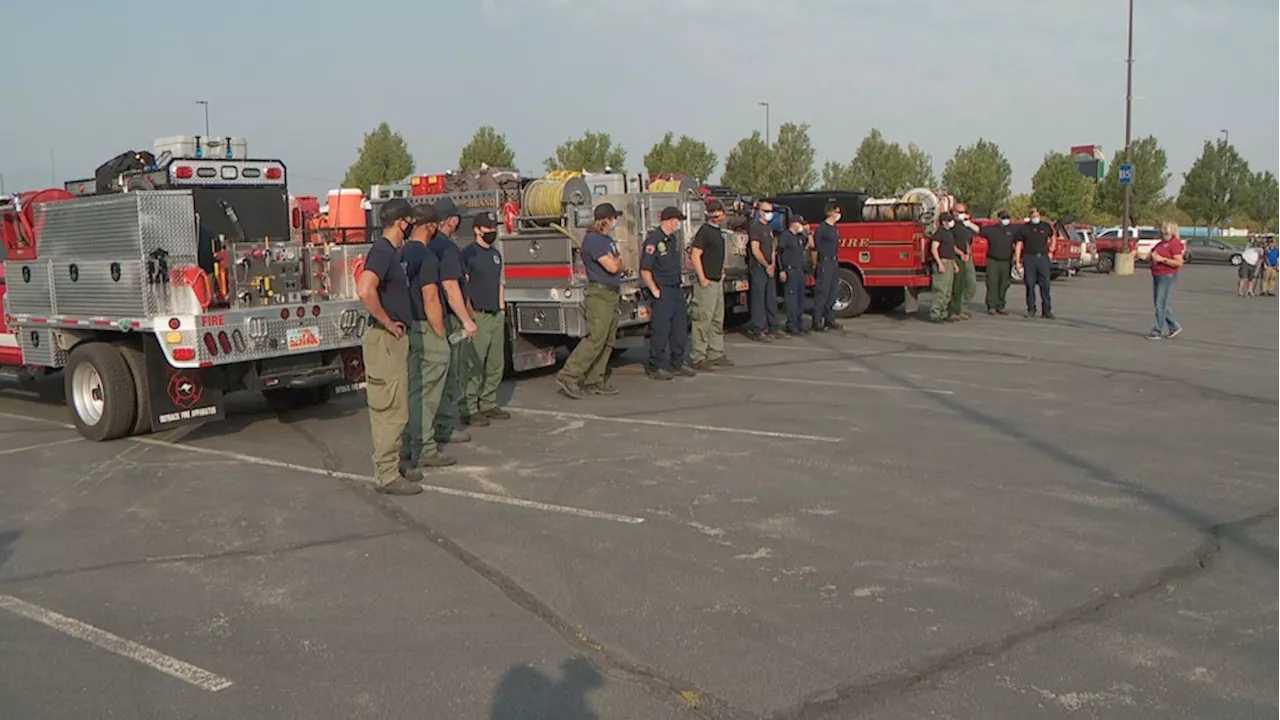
[1030,217,1041,225]
[763,211,774,222]
[1000,219,1010,226]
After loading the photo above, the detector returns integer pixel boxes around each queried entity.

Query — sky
[2,0,1277,200]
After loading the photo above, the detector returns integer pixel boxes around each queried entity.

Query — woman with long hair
[1147,220,1185,340]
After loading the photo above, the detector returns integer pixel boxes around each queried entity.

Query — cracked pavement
[0,265,1275,719]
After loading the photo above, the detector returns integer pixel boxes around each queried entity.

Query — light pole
[1120,0,1135,252]
[1219,128,1229,146]
[196,100,210,137]
[758,101,770,146]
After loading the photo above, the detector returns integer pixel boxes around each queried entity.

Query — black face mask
[482,230,498,244]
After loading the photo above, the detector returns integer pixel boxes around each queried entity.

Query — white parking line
[130,437,646,524]
[705,373,956,395]
[508,407,844,443]
[0,437,82,456]
[0,594,233,692]
[0,411,75,429]
[872,329,1075,346]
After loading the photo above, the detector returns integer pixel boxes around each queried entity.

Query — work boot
[945,315,962,323]
[711,356,735,367]
[1041,312,1056,320]
[692,359,718,372]
[585,382,620,395]
[744,331,772,343]
[671,364,697,377]
[995,308,1008,315]
[1025,310,1037,318]
[435,429,471,444]
[420,452,457,468]
[484,408,512,420]
[376,478,423,496]
[957,312,972,320]
[987,308,997,315]
[397,464,424,482]
[646,368,674,381]
[827,321,844,330]
[811,325,827,332]
[463,413,491,427]
[556,375,584,399]
[768,330,790,340]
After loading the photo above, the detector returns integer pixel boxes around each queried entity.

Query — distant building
[1070,145,1106,181]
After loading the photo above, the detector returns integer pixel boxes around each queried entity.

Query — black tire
[1229,254,1243,266]
[1097,252,1115,274]
[65,342,137,442]
[868,287,906,312]
[115,341,152,437]
[834,267,872,319]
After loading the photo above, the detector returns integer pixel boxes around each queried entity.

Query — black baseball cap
[659,206,686,221]
[473,210,498,229]
[593,202,621,220]
[412,202,439,223]
[997,210,1011,219]
[790,214,806,225]
[939,211,955,222]
[381,198,415,223]
[433,197,465,219]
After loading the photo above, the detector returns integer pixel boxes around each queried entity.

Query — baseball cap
[433,197,466,219]
[412,202,439,223]
[593,202,621,220]
[659,206,686,221]
[939,211,955,222]
[381,198,415,223]
[473,210,498,229]
[997,210,1011,219]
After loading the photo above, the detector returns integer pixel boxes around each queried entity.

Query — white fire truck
[369,171,706,372]
[0,137,368,441]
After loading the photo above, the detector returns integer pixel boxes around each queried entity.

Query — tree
[1238,170,1279,232]
[343,122,414,194]
[1030,152,1096,220]
[721,131,776,197]
[1096,136,1170,224]
[824,129,935,195]
[458,126,516,170]
[941,139,1011,217]
[643,132,718,181]
[1176,139,1250,228]
[1005,193,1033,220]
[772,122,817,193]
[544,130,626,173]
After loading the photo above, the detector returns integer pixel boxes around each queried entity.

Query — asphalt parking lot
[0,264,1275,719]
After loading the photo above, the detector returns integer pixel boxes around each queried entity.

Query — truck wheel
[1097,252,1115,274]
[65,342,138,442]
[115,342,152,437]
[834,268,871,319]
[869,287,906,312]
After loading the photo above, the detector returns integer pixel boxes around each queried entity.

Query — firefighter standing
[641,206,696,380]
[459,211,511,426]
[688,200,733,371]
[778,214,809,335]
[1015,206,1056,319]
[355,198,422,495]
[556,203,624,399]
[812,201,842,331]
[929,212,960,323]
[745,201,784,342]
[948,202,978,320]
[427,197,478,443]
[399,204,456,470]
[981,210,1017,314]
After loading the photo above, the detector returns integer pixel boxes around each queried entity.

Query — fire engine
[368,171,706,373]
[0,137,367,441]
[769,188,950,317]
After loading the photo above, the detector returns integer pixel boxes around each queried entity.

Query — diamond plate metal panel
[52,259,147,317]
[17,326,67,367]
[3,261,55,316]
[192,303,365,366]
[38,193,150,259]
[515,304,567,334]
[137,191,199,261]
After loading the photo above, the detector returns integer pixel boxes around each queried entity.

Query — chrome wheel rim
[72,363,105,427]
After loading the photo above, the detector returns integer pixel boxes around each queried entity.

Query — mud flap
[144,335,224,432]
[331,347,366,396]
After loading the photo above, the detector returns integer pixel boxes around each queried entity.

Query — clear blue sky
[2,0,1276,198]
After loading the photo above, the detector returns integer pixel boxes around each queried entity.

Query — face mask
[958,213,969,221]
[482,230,498,244]
[943,221,955,229]
[763,211,774,222]
[1000,219,1010,226]
[1030,217,1041,225]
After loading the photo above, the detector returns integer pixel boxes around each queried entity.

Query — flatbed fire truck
[0,137,367,441]
[369,171,706,373]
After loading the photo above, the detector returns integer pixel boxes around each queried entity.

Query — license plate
[733,280,749,291]
[286,325,321,351]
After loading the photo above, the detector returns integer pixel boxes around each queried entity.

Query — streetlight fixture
[196,100,210,137]
[1219,128,1229,145]
[758,101,770,146]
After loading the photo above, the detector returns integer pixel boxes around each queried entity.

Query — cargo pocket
[365,376,398,413]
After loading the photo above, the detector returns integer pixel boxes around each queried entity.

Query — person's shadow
[490,657,604,720]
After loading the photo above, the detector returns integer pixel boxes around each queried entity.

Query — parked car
[1065,224,1097,269]
[1094,226,1162,271]
[1182,237,1244,265]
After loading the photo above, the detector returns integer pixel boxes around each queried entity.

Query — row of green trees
[343,123,1279,232]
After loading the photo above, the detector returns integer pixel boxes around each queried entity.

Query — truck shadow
[489,657,605,720]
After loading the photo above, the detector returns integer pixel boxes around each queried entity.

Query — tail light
[173,347,196,361]
[174,166,193,179]
[203,332,218,356]
[265,167,283,180]
[217,331,232,354]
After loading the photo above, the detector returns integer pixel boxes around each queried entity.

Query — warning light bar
[169,160,286,186]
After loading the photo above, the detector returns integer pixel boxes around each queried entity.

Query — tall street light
[758,101,770,146]
[1120,0,1135,247]
[1219,128,1229,146]
[196,100,210,137]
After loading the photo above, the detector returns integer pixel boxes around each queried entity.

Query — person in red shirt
[1147,220,1185,340]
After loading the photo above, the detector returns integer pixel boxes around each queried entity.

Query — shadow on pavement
[489,657,605,720]
[0,529,19,570]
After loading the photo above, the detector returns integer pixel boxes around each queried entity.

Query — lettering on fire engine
[839,238,872,249]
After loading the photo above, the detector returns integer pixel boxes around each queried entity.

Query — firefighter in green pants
[399,204,455,470]
[460,211,511,426]
[556,203,624,399]
[929,213,960,322]
[427,197,478,445]
[947,202,978,319]
[981,210,1017,314]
